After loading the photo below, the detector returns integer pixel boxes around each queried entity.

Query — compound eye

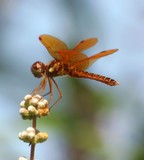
[31,61,45,78]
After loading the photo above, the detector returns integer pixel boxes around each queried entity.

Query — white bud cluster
[18,157,27,160]
[19,94,49,119]
[19,127,48,144]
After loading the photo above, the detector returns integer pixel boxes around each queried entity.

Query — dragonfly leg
[47,77,53,107]
[32,76,47,95]
[49,78,62,109]
[42,91,51,97]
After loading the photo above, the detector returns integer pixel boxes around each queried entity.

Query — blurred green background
[0,0,144,160]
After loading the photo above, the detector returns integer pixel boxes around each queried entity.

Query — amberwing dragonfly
[31,34,119,109]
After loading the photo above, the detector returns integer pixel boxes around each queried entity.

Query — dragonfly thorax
[46,60,68,77]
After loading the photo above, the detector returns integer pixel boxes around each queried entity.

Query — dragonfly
[31,34,119,109]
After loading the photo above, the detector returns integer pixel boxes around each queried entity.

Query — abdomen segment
[69,69,119,86]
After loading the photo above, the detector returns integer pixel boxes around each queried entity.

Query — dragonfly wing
[57,50,88,64]
[73,38,98,52]
[39,34,68,60]
[72,49,118,70]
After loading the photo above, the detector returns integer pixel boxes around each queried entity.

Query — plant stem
[30,144,35,160]
[30,117,37,160]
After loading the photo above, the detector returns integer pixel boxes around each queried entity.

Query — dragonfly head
[31,61,46,78]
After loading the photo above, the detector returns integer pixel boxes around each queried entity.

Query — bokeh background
[0,0,144,160]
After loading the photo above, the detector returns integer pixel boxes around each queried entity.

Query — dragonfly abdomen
[69,69,119,86]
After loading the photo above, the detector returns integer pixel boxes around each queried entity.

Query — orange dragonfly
[31,34,119,109]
